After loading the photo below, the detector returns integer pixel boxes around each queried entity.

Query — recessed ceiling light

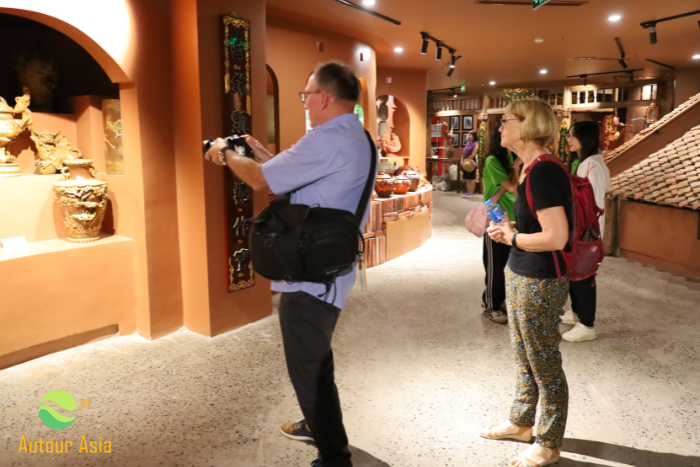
[489,81,496,85]
[362,0,376,5]
[534,38,544,44]
[394,47,403,53]
[693,54,700,60]
[608,14,622,22]
[540,69,548,74]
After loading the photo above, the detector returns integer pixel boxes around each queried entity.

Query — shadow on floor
[349,445,391,467]
[560,438,700,467]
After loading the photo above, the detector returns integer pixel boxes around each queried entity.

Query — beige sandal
[480,424,533,442]
[510,449,561,466]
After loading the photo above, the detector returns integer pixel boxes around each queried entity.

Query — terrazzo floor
[2,191,700,467]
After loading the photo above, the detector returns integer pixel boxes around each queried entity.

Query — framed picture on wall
[451,133,460,148]
[450,115,460,131]
[463,115,474,131]
[462,132,470,147]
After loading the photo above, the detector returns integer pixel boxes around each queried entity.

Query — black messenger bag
[249,129,377,285]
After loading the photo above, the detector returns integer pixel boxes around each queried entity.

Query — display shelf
[0,234,137,363]
[0,234,131,261]
[362,187,432,268]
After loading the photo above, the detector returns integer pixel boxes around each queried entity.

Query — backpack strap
[523,154,569,281]
[354,130,379,226]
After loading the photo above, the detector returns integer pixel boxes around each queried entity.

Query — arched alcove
[266,64,280,154]
[377,94,411,161]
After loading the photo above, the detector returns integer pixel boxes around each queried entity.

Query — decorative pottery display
[404,169,420,192]
[375,173,395,198]
[103,99,125,174]
[397,157,411,175]
[30,129,82,175]
[53,160,108,243]
[394,174,411,195]
[378,158,395,176]
[0,91,32,177]
[381,130,401,155]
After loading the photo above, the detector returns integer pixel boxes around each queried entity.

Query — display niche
[0,14,121,245]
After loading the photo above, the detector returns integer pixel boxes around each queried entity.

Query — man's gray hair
[313,61,360,103]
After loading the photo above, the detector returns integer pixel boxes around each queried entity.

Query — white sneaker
[560,308,579,325]
[562,323,597,342]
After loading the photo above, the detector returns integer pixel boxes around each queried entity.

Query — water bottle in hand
[485,199,505,225]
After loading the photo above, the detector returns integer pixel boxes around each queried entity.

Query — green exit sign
[533,0,552,10]
[461,85,465,92]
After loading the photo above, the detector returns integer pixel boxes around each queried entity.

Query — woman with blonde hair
[481,98,572,467]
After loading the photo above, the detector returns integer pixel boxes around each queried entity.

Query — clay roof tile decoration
[609,119,700,211]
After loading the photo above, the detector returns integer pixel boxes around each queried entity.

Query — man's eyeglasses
[500,117,522,129]
[299,91,321,103]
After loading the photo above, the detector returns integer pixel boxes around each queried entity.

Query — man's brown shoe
[280,419,314,442]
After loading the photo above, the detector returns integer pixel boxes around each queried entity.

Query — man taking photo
[204,61,375,467]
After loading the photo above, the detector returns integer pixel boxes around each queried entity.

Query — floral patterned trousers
[505,266,569,449]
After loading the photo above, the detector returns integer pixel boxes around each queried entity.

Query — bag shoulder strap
[354,129,378,226]
[524,154,569,281]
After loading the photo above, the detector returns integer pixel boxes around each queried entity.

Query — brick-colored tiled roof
[609,124,700,210]
[604,93,700,165]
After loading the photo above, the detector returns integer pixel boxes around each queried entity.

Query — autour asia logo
[18,389,112,454]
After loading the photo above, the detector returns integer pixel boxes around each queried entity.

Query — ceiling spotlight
[489,81,496,85]
[693,54,700,59]
[534,38,544,44]
[394,47,403,53]
[540,69,548,74]
[362,0,376,5]
[436,40,443,60]
[619,59,628,69]
[450,54,456,68]
[583,75,588,86]
[447,67,455,77]
[609,14,622,22]
[453,89,458,98]
[421,33,429,54]
[650,26,657,44]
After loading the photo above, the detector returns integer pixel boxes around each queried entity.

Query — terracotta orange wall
[618,200,700,277]
[675,68,700,108]
[195,0,273,335]
[266,16,377,152]
[377,67,428,172]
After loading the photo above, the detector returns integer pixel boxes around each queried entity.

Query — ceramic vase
[397,157,411,175]
[394,174,411,195]
[378,158,395,176]
[375,173,395,198]
[53,159,109,243]
[404,169,420,192]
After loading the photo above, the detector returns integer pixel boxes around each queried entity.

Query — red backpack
[524,154,605,281]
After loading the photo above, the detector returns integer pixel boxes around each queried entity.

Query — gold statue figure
[30,129,82,175]
[0,90,33,177]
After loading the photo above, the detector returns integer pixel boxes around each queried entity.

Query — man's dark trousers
[278,291,352,467]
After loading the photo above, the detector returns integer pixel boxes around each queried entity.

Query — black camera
[203,135,255,159]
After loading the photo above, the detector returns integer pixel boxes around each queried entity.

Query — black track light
[447,67,455,77]
[436,41,443,60]
[650,26,657,44]
[619,59,628,69]
[450,54,456,68]
[421,33,429,54]
[629,72,634,83]
[583,75,588,86]
[453,88,458,98]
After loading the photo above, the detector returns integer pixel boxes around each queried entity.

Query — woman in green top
[480,123,519,324]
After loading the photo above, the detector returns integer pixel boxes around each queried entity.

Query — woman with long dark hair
[560,120,611,342]
[480,123,518,324]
